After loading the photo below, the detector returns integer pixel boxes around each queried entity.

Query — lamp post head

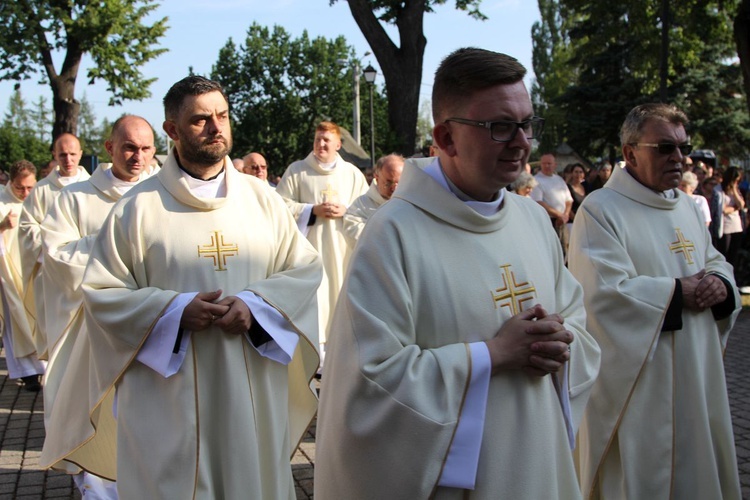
[363,64,378,84]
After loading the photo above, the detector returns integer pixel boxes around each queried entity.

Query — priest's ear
[432,121,457,157]
[163,120,179,142]
[622,144,637,167]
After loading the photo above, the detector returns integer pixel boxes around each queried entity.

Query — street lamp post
[363,64,377,168]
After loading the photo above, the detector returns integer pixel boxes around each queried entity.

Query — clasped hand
[180,289,253,335]
[680,269,727,311]
[313,201,346,219]
[485,304,573,377]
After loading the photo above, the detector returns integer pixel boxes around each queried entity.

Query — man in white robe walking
[315,48,601,500]
[569,103,741,499]
[19,133,90,359]
[40,76,322,499]
[0,160,41,391]
[40,115,157,498]
[342,153,403,245]
[276,121,368,364]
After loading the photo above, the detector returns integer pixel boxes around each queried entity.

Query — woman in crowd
[678,171,711,227]
[717,166,746,271]
[510,171,537,197]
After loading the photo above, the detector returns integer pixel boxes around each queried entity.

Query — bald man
[243,152,270,184]
[41,115,157,497]
[19,133,90,362]
[343,153,404,245]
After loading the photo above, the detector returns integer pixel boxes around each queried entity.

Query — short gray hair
[511,171,538,192]
[680,171,698,189]
[620,103,688,146]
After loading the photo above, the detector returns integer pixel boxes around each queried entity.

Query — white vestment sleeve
[438,341,491,489]
[136,292,196,377]
[553,364,575,449]
[296,204,313,237]
[236,290,299,365]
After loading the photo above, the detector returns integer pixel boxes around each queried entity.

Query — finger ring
[567,345,571,352]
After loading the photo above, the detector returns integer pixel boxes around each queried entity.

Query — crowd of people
[0,46,745,500]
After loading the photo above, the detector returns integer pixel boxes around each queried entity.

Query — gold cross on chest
[321,184,338,202]
[669,228,695,265]
[491,264,537,315]
[197,231,238,271]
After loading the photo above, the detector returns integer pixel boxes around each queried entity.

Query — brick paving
[1,309,749,499]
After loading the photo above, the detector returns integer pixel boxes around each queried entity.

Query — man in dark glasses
[570,103,741,499]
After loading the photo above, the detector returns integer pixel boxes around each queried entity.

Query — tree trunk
[735,0,750,116]
[346,0,426,156]
[659,0,669,102]
[50,74,80,140]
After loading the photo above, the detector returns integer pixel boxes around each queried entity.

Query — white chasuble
[315,160,601,500]
[342,180,388,246]
[569,164,741,500]
[0,183,37,359]
[19,165,90,358]
[40,163,144,428]
[276,152,368,343]
[40,153,321,500]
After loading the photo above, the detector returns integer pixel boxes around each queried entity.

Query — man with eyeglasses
[342,153,404,245]
[316,47,601,499]
[242,151,273,185]
[569,103,741,499]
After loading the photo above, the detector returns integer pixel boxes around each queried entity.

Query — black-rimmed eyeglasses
[444,117,545,143]
[629,142,693,156]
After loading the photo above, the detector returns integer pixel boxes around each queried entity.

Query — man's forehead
[56,136,81,153]
[183,91,229,115]
[640,118,686,138]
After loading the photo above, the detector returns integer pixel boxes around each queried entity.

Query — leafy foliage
[211,23,394,175]
[0,1,168,138]
[532,0,750,162]
[330,0,486,155]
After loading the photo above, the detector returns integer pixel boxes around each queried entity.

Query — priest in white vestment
[316,48,601,500]
[39,76,322,499]
[275,121,368,361]
[569,103,741,500]
[19,133,90,359]
[342,153,403,246]
[40,117,158,500]
[0,160,43,391]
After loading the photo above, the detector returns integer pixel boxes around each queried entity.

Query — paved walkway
[1,310,749,499]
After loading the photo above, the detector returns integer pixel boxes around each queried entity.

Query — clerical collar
[622,166,675,198]
[178,166,226,199]
[105,168,140,196]
[316,158,337,171]
[424,159,504,216]
[57,168,82,186]
[176,161,225,181]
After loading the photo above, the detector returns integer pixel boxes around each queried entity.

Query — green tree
[331,0,486,156]
[1,92,52,168]
[533,0,748,162]
[211,23,392,175]
[0,1,168,141]
[29,95,52,144]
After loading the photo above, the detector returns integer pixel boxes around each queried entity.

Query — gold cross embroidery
[321,184,339,203]
[197,231,238,271]
[669,228,695,265]
[491,264,537,315]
